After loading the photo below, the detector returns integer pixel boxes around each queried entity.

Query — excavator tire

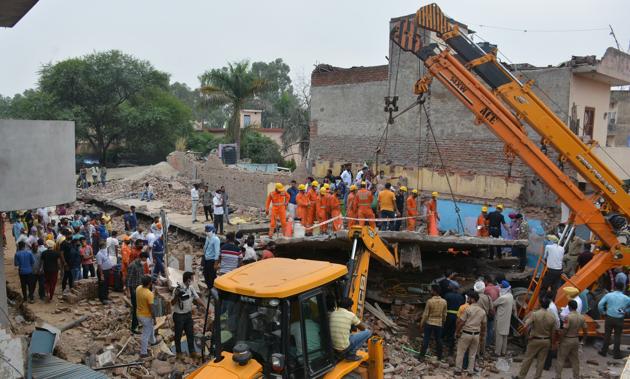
[342,373,363,379]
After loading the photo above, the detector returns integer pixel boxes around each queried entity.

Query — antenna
[609,24,621,50]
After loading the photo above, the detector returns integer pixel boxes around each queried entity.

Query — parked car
[75,156,100,173]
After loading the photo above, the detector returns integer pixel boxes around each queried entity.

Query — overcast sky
[1,0,629,97]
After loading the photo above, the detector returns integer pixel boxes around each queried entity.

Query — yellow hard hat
[412,189,418,194]
[311,180,319,187]
[563,286,579,299]
[275,182,283,190]
[496,204,504,209]
[481,206,488,212]
[350,184,357,191]
[298,184,306,191]
[361,181,366,186]
[431,191,439,197]
[323,183,330,189]
[319,187,327,194]
[400,186,408,192]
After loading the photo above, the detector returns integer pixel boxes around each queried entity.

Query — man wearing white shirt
[559,287,583,321]
[213,190,225,234]
[191,184,200,223]
[106,231,120,263]
[341,165,352,187]
[543,291,561,329]
[542,235,564,297]
[96,241,114,304]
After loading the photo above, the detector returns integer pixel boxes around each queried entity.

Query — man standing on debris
[316,187,330,234]
[287,180,299,220]
[171,271,204,358]
[128,252,149,334]
[124,206,138,232]
[555,300,587,379]
[266,183,290,237]
[597,281,630,359]
[191,183,200,223]
[305,181,319,235]
[476,206,489,237]
[346,185,358,228]
[90,165,99,185]
[328,187,343,232]
[14,241,35,302]
[377,183,396,231]
[394,186,406,231]
[514,214,529,271]
[455,291,486,376]
[426,192,440,236]
[212,188,225,234]
[487,204,506,259]
[442,282,465,357]
[406,189,419,232]
[201,185,214,222]
[216,232,243,275]
[296,184,309,224]
[419,284,447,360]
[513,297,557,379]
[473,280,493,356]
[136,275,156,358]
[95,240,114,304]
[220,185,231,225]
[356,182,376,228]
[493,280,515,357]
[202,225,220,288]
[541,235,564,297]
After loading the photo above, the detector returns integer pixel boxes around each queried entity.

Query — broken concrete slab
[0,328,25,379]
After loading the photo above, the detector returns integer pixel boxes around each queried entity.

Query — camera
[175,283,190,301]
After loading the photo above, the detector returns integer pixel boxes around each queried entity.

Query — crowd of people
[418,270,630,378]
[7,205,278,359]
[77,164,107,189]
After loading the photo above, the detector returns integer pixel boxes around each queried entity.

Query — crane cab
[187,258,380,379]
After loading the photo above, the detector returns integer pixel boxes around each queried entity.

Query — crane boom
[390,8,630,309]
[415,3,630,237]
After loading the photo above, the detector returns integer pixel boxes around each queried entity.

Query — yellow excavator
[187,225,399,379]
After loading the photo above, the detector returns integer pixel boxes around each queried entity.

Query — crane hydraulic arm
[414,3,630,246]
[390,12,630,308]
[345,225,399,319]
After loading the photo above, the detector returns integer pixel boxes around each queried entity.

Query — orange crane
[390,3,630,316]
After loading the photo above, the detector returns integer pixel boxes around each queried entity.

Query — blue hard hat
[205,225,216,233]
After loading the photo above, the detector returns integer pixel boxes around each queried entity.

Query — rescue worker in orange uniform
[476,206,490,237]
[316,187,330,234]
[356,182,376,228]
[346,185,358,228]
[406,188,419,231]
[426,191,440,236]
[328,187,343,231]
[295,184,309,224]
[305,181,319,236]
[265,183,290,237]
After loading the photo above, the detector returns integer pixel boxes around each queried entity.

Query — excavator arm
[390,6,630,310]
[345,225,399,319]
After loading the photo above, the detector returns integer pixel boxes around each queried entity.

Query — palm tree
[199,61,268,158]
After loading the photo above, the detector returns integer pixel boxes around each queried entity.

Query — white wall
[0,120,76,211]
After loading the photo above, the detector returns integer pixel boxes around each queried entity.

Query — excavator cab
[187,258,380,379]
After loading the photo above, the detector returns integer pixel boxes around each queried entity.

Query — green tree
[39,50,174,163]
[170,82,228,128]
[199,61,269,156]
[240,129,284,165]
[186,131,224,155]
[0,90,69,120]
[122,88,192,163]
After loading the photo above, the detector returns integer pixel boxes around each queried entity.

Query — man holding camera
[171,271,205,358]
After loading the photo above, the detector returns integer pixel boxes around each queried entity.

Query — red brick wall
[311,65,389,87]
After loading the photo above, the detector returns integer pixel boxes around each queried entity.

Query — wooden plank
[365,302,399,330]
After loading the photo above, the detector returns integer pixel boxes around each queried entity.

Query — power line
[476,24,609,33]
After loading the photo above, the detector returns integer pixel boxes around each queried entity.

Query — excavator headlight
[271,353,285,373]
[268,298,280,307]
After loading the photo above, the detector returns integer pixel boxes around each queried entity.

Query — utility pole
[160,209,170,283]
[609,25,621,50]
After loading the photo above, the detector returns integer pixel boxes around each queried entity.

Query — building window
[243,114,251,127]
[583,107,595,139]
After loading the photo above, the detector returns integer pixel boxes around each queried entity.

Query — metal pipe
[93,361,143,371]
